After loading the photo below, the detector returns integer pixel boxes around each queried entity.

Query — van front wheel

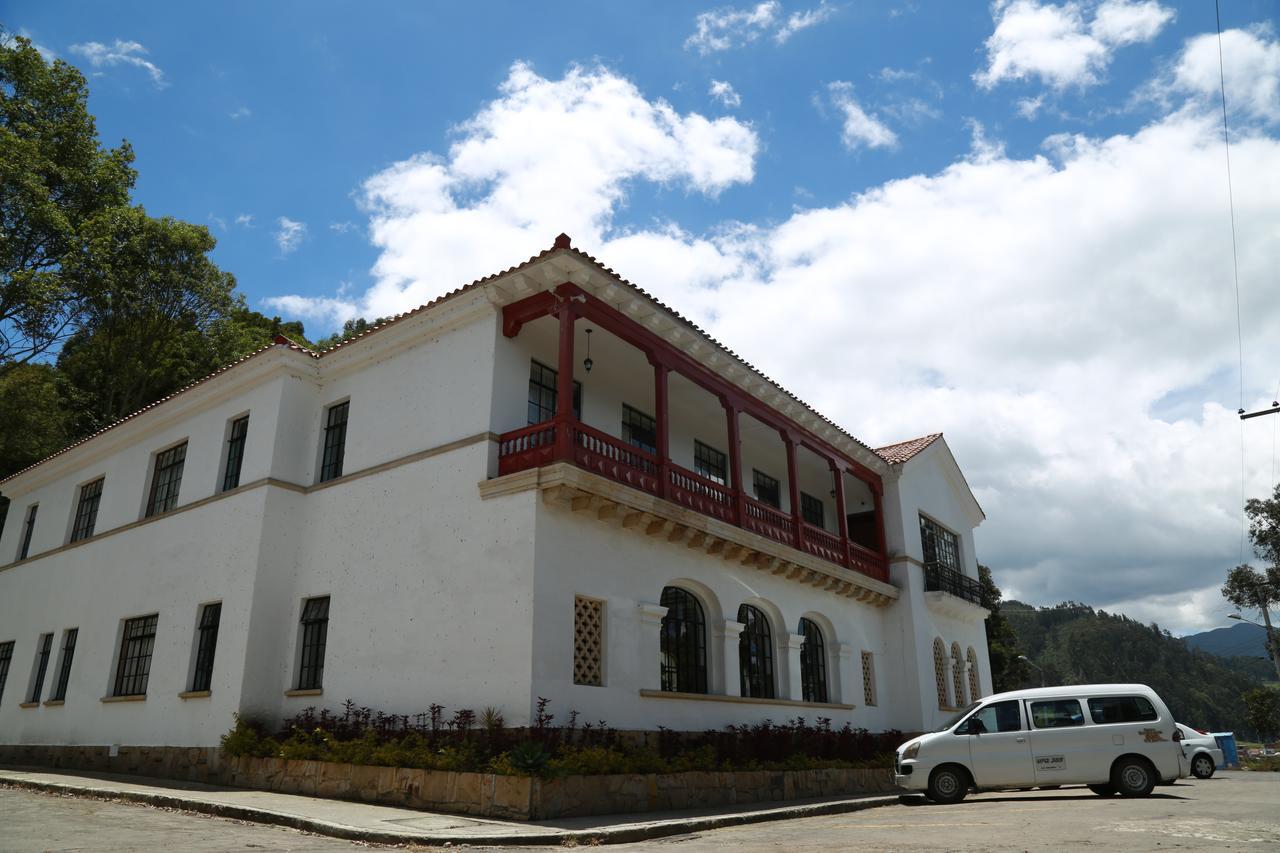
[926,765,970,804]
[1112,758,1156,797]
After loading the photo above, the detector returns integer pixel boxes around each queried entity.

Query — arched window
[738,604,775,698]
[951,642,967,708]
[660,587,707,693]
[932,638,950,709]
[798,618,828,703]
[967,647,981,701]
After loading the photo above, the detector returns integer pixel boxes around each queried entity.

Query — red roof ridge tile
[874,433,944,464]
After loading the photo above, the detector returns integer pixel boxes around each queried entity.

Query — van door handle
[1016,737,1026,743]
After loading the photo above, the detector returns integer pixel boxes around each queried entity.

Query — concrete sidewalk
[0,767,900,846]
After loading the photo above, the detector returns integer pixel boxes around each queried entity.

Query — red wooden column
[783,432,803,550]
[723,396,744,524]
[651,357,670,498]
[830,460,850,568]
[554,302,577,460]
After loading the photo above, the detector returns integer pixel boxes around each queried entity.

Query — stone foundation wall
[0,744,896,820]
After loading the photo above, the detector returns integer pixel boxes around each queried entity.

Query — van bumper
[894,761,925,791]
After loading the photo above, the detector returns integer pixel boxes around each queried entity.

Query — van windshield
[938,702,981,731]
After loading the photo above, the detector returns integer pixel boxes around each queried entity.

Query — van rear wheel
[926,765,969,804]
[1088,783,1116,796]
[1112,757,1156,797]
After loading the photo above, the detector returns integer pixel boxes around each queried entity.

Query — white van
[894,684,1188,803]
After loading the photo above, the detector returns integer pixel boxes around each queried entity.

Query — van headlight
[903,742,920,760]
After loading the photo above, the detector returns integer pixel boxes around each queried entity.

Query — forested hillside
[1000,601,1264,735]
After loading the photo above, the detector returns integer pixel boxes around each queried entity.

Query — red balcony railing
[496,417,889,583]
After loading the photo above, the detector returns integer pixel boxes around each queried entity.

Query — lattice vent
[951,643,967,708]
[573,596,604,686]
[967,648,981,702]
[932,639,950,709]
[861,651,877,706]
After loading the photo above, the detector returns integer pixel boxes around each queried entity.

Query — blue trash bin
[1211,732,1238,768]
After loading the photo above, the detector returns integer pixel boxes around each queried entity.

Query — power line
[1215,0,1245,416]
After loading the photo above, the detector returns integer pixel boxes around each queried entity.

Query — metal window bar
[222,416,249,491]
[923,562,984,606]
[51,628,78,701]
[145,443,187,517]
[693,441,727,485]
[659,587,707,694]
[29,633,53,702]
[70,480,104,543]
[753,470,780,508]
[800,491,825,528]
[799,617,828,703]
[297,596,330,690]
[191,603,222,692]
[0,641,13,704]
[933,638,950,709]
[319,403,349,482]
[18,504,37,560]
[527,360,582,426]
[919,515,961,573]
[113,615,158,696]
[621,404,657,454]
[738,604,775,699]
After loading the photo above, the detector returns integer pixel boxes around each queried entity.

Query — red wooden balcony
[497,417,889,583]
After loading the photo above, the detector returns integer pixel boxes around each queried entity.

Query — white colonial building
[0,236,989,749]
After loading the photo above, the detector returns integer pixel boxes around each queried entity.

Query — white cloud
[1017,94,1046,118]
[1163,27,1280,124]
[235,214,254,228]
[274,217,307,255]
[266,55,1280,633]
[229,106,251,119]
[69,39,166,88]
[260,294,359,329]
[826,82,898,150]
[976,0,1174,91]
[329,221,358,234]
[9,29,56,61]
[709,79,742,108]
[207,214,227,231]
[775,2,837,44]
[686,2,836,54]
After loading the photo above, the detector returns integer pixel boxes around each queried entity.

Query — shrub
[220,713,279,758]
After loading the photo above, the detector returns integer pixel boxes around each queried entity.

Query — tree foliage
[1,33,136,363]
[311,316,390,351]
[978,564,1028,692]
[1221,484,1280,680]
[1244,687,1280,742]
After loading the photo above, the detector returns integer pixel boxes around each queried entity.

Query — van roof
[981,684,1160,703]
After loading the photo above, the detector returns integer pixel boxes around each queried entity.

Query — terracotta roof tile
[874,433,943,464]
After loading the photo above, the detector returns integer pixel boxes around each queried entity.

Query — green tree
[1243,687,1280,741]
[978,564,1027,692]
[312,316,389,351]
[1222,484,1280,683]
[0,362,71,478]
[1,33,136,363]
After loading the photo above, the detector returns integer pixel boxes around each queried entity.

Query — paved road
[1,772,1276,851]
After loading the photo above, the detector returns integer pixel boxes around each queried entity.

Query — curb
[0,775,901,846]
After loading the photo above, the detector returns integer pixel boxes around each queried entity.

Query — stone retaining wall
[0,744,896,820]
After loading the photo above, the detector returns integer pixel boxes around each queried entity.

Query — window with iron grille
[798,617,827,703]
[18,504,37,560]
[572,596,604,686]
[694,441,727,485]
[222,416,249,491]
[951,643,967,708]
[0,641,13,704]
[920,515,961,572]
[145,443,187,517]
[527,361,581,425]
[738,604,775,699]
[70,479,104,543]
[621,404,657,454]
[29,632,53,703]
[319,403,349,482]
[861,651,877,706]
[752,470,780,508]
[801,492,825,527]
[932,637,950,709]
[113,615,159,697]
[51,628,78,701]
[659,587,707,694]
[297,596,330,690]
[191,603,222,692]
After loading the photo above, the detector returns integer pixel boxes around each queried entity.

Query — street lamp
[1018,654,1046,688]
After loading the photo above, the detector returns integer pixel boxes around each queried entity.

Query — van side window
[1087,695,1157,724]
[972,699,1022,733]
[1029,699,1085,729]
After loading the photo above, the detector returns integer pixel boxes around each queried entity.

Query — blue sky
[10,1,1280,631]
